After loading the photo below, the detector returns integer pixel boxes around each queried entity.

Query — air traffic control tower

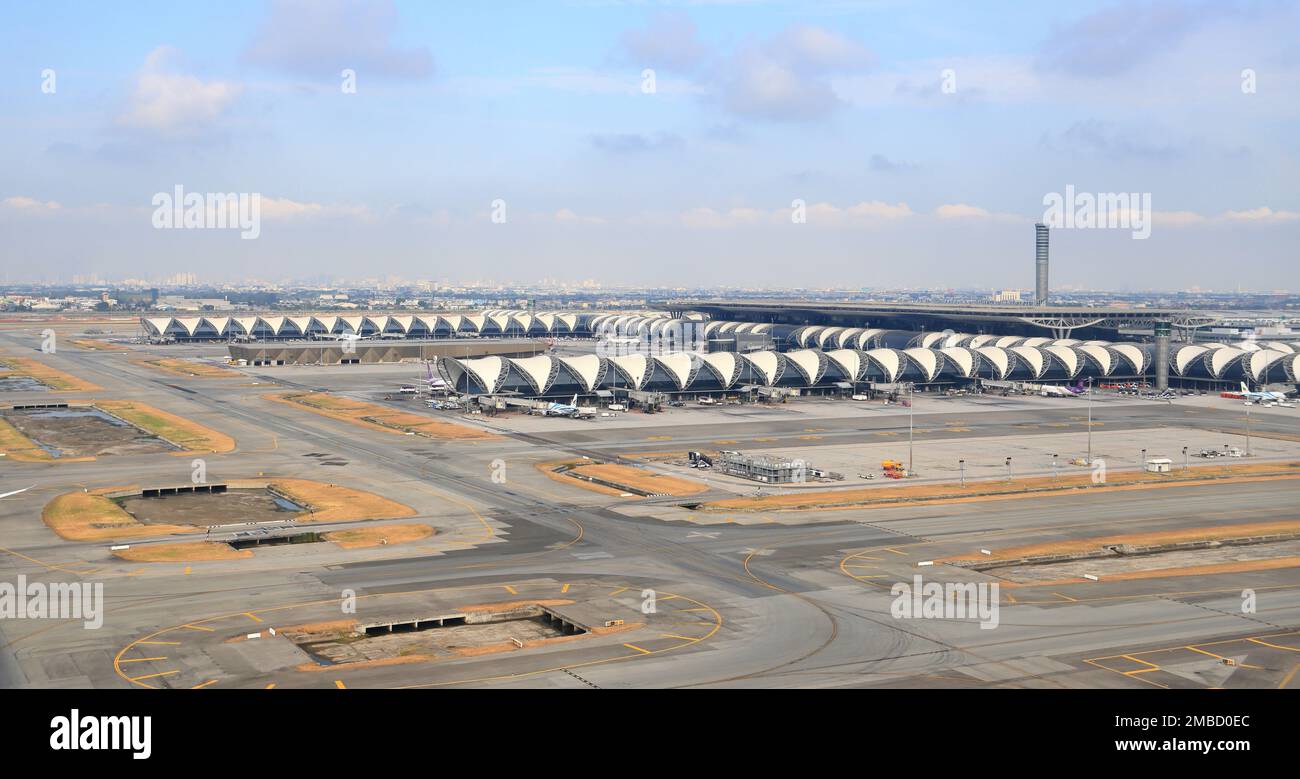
[1034,223,1050,304]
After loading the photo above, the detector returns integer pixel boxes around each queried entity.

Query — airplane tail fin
[571,394,579,406]
[1241,381,1249,393]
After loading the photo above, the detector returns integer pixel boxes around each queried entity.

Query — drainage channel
[358,605,589,637]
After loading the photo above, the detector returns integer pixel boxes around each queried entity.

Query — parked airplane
[0,485,34,500]
[540,392,595,418]
[422,360,449,391]
[1240,382,1289,402]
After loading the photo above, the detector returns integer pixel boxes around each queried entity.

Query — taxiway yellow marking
[623,643,651,655]
[677,607,710,612]
[883,548,907,556]
[130,671,178,682]
[191,680,218,689]
[713,440,738,445]
[118,657,166,663]
[1248,638,1300,652]
[244,612,263,623]
[265,683,277,690]
[125,568,147,577]
[647,436,672,441]
[1184,645,1263,669]
[1280,664,1300,689]
[182,624,214,632]
[503,585,518,595]
[662,634,699,642]
[799,435,822,440]
[561,583,571,593]
[334,680,347,689]
[657,594,682,602]
[609,587,629,596]
[183,566,191,575]
[1053,593,1078,602]
[138,640,180,646]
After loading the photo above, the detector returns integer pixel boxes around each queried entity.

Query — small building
[1144,457,1173,473]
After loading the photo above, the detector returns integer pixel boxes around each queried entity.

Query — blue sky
[1,1,1297,290]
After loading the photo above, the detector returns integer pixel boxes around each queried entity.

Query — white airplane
[1240,382,1289,402]
[0,485,34,500]
[543,394,590,417]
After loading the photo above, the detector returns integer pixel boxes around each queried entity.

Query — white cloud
[1,196,62,211]
[935,203,1024,222]
[117,46,242,136]
[1218,206,1300,223]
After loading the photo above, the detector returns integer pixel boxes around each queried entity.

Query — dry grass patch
[0,355,99,391]
[267,391,498,441]
[95,399,234,453]
[114,542,250,562]
[42,490,201,542]
[943,518,1300,564]
[324,523,434,549]
[69,339,131,351]
[0,417,56,462]
[701,461,1300,512]
[263,477,417,522]
[134,358,240,378]
[569,463,708,496]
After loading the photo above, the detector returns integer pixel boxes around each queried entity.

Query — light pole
[907,383,914,475]
[959,458,966,488]
[1005,456,1012,483]
[1182,446,1188,471]
[1086,377,1094,464]
[1245,402,1252,456]
[1141,448,1147,470]
[1051,453,1058,481]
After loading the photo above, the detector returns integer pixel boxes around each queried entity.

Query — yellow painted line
[799,435,822,441]
[265,683,277,690]
[182,624,214,632]
[1121,654,1159,670]
[662,634,699,642]
[1053,592,1078,602]
[334,680,347,689]
[754,438,775,442]
[125,568,147,577]
[244,612,263,623]
[646,435,672,441]
[503,585,517,595]
[183,566,191,575]
[191,679,218,689]
[677,607,710,612]
[1184,645,1263,669]
[138,640,181,646]
[1280,665,1300,689]
[657,594,682,602]
[608,587,629,596]
[883,548,907,556]
[623,643,651,655]
[118,657,166,663]
[875,431,899,436]
[1248,638,1300,652]
[713,440,738,445]
[130,671,179,682]
[561,583,571,594]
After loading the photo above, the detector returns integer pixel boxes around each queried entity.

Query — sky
[1,0,1297,291]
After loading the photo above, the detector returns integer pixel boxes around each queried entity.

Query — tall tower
[1034,223,1050,304]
